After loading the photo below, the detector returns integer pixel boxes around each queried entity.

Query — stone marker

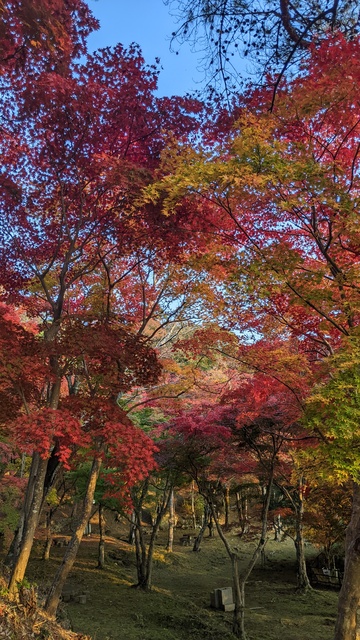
[210,587,235,611]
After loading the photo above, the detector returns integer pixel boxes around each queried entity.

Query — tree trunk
[97,504,105,569]
[143,522,158,591]
[294,480,311,592]
[43,514,53,562]
[259,479,272,568]
[206,466,273,639]
[128,510,136,545]
[20,453,26,478]
[7,367,62,586]
[334,481,360,640]
[276,478,312,590]
[134,523,147,587]
[273,514,282,541]
[211,506,251,640]
[190,480,197,529]
[8,454,48,592]
[208,514,214,537]
[223,484,230,529]
[236,491,242,521]
[134,520,158,591]
[236,488,250,533]
[43,535,53,562]
[133,480,173,590]
[232,554,247,640]
[132,481,149,586]
[44,457,102,617]
[166,489,175,552]
[193,504,210,552]
[7,452,42,568]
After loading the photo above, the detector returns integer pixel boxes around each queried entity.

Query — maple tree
[1,304,162,606]
[0,0,207,603]
[161,360,308,640]
[148,34,359,348]
[145,33,360,639]
[304,479,352,570]
[186,327,318,591]
[305,337,360,481]
[222,372,313,635]
[128,463,176,591]
[161,390,267,639]
[0,0,98,73]
[272,470,313,589]
[43,403,159,616]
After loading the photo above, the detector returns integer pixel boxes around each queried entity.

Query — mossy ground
[20,518,339,640]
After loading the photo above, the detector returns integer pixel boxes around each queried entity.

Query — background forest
[0,2,359,640]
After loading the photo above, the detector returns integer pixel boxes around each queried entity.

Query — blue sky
[87,0,205,96]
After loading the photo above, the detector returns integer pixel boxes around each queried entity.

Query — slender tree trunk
[294,480,311,592]
[273,514,282,541]
[43,537,53,561]
[243,489,248,522]
[7,452,41,568]
[43,510,54,561]
[7,449,61,569]
[334,481,360,640]
[137,497,172,590]
[276,479,311,590]
[294,533,311,591]
[211,508,250,640]
[190,480,197,529]
[132,481,149,585]
[223,484,230,529]
[193,504,210,552]
[44,457,102,617]
[236,489,250,533]
[260,483,269,568]
[133,481,173,590]
[8,369,62,587]
[97,504,105,569]
[128,510,136,545]
[208,514,214,537]
[143,522,158,591]
[236,491,242,522]
[8,454,48,592]
[232,554,247,640]
[20,453,26,478]
[134,523,147,586]
[166,489,175,552]
[42,475,68,562]
[206,467,273,639]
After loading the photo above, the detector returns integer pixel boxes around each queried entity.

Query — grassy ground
[22,519,339,640]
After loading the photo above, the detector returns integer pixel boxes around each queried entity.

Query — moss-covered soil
[17,519,339,640]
